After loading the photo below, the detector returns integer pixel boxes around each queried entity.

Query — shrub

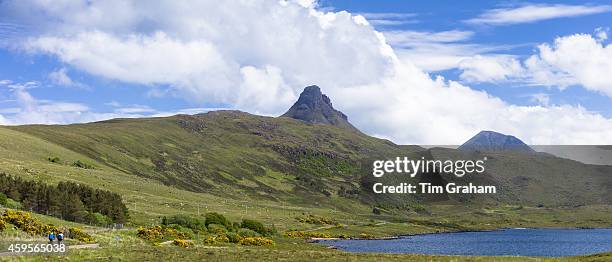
[137,226,164,242]
[204,212,232,229]
[202,235,216,244]
[201,234,230,245]
[2,210,58,236]
[238,228,259,238]
[411,203,427,213]
[47,157,61,163]
[0,192,7,206]
[173,239,193,248]
[136,225,192,242]
[358,233,376,239]
[164,227,191,240]
[68,227,95,243]
[215,234,229,243]
[295,214,336,225]
[226,232,241,243]
[240,219,274,236]
[0,219,6,231]
[283,231,332,238]
[4,198,22,209]
[72,160,94,169]
[207,224,227,234]
[162,214,206,232]
[166,224,194,236]
[91,212,112,226]
[238,237,274,246]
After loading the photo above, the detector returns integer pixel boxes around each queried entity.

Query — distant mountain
[281,85,359,132]
[458,130,534,153]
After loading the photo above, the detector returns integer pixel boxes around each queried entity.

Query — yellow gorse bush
[295,214,337,225]
[68,227,95,243]
[283,231,332,238]
[172,239,193,248]
[201,234,230,245]
[137,226,164,241]
[2,209,58,236]
[136,226,192,242]
[238,237,274,246]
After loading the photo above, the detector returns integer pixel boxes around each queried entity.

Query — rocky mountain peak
[281,85,358,132]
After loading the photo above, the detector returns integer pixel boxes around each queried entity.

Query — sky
[0,0,611,144]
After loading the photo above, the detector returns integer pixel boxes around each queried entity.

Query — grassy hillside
[7,111,426,208]
[0,111,610,259]
[1,111,610,218]
[7,111,611,208]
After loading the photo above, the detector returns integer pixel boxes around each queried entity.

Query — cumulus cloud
[525,33,612,97]
[2,0,612,144]
[329,63,612,144]
[458,32,612,98]
[458,55,524,83]
[13,0,394,114]
[465,4,612,25]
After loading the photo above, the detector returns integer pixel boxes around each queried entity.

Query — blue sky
[0,0,611,144]
[322,0,612,116]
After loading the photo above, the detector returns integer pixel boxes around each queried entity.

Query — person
[57,231,64,243]
[48,232,55,243]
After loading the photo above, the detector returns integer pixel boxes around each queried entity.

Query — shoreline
[309,225,612,242]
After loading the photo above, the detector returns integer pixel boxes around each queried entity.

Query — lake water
[318,228,612,257]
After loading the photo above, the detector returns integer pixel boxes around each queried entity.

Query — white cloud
[0,80,226,125]
[595,27,609,41]
[465,4,612,25]
[458,55,524,83]
[525,33,612,97]
[458,32,612,98]
[6,83,92,124]
[114,105,156,114]
[330,64,612,144]
[48,68,87,88]
[357,13,418,26]
[236,65,296,115]
[151,107,225,117]
[2,0,612,144]
[18,1,394,113]
[384,30,474,45]
[384,30,515,72]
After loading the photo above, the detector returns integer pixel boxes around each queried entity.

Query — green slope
[0,110,610,231]
[7,111,423,204]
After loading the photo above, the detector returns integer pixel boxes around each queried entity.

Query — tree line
[0,173,128,225]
